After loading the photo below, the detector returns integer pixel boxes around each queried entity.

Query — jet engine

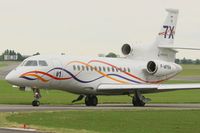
[146,60,181,76]
[121,44,133,56]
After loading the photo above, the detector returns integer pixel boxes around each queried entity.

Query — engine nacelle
[146,60,182,76]
[121,44,133,56]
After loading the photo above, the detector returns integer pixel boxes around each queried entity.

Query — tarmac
[1,104,200,112]
[0,61,20,79]
[0,128,38,133]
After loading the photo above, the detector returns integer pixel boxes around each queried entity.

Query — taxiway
[0,104,200,112]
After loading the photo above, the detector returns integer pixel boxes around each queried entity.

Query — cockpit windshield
[21,60,48,67]
[24,60,38,66]
[39,60,48,66]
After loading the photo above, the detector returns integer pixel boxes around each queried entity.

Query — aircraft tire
[32,100,40,107]
[132,97,145,107]
[85,95,98,106]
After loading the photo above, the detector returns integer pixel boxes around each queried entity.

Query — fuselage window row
[72,65,131,73]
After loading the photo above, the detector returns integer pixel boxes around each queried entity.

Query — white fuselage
[6,55,182,95]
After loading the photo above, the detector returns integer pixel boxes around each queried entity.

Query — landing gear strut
[85,95,98,106]
[132,91,149,107]
[32,88,41,106]
[72,95,85,103]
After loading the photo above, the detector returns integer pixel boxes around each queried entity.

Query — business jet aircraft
[6,9,200,107]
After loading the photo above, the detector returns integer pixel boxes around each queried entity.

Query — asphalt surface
[0,62,20,79]
[1,104,200,112]
[0,128,38,133]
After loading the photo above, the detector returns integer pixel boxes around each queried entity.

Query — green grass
[6,110,200,133]
[0,62,7,67]
[1,79,200,104]
[177,64,200,77]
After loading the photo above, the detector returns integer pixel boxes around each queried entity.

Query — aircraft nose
[5,71,18,85]
[5,72,14,83]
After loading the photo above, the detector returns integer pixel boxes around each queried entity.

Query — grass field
[0,79,200,105]
[177,64,200,77]
[0,61,18,67]
[5,110,200,133]
[0,62,7,67]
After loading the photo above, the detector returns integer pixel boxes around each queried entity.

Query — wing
[97,83,200,94]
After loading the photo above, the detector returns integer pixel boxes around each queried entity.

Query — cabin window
[103,66,106,72]
[86,66,89,71]
[112,67,115,72]
[73,65,76,71]
[94,66,98,71]
[128,68,131,72]
[39,60,48,66]
[90,66,93,71]
[107,67,110,72]
[99,66,102,72]
[116,68,119,72]
[24,60,38,66]
[82,66,85,71]
[77,65,81,71]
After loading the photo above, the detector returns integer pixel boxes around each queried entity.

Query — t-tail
[156,9,200,62]
[156,9,178,46]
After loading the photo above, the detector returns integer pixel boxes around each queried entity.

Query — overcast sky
[0,0,200,59]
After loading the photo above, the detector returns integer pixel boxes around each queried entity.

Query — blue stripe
[20,67,141,84]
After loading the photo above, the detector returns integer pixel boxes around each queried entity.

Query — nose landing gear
[72,95,98,106]
[32,88,41,106]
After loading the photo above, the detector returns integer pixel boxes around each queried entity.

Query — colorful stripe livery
[20,60,170,84]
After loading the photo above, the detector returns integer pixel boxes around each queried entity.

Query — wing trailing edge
[97,83,200,94]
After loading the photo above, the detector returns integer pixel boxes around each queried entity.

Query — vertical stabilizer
[125,9,180,62]
[156,9,179,45]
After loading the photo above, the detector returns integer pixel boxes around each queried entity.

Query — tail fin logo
[159,25,175,39]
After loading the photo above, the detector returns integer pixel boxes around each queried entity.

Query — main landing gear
[32,88,41,106]
[85,95,98,106]
[132,91,151,107]
[72,92,149,107]
[72,95,98,106]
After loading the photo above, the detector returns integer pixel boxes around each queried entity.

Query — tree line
[175,58,200,64]
[0,49,26,61]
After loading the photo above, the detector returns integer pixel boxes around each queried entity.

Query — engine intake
[147,61,158,74]
[146,60,182,77]
[121,44,133,56]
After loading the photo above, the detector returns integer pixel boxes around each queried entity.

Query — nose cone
[5,72,14,84]
[5,71,18,85]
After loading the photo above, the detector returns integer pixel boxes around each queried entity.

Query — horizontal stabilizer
[159,45,200,50]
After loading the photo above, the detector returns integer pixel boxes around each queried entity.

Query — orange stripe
[23,74,49,82]
[67,61,128,84]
